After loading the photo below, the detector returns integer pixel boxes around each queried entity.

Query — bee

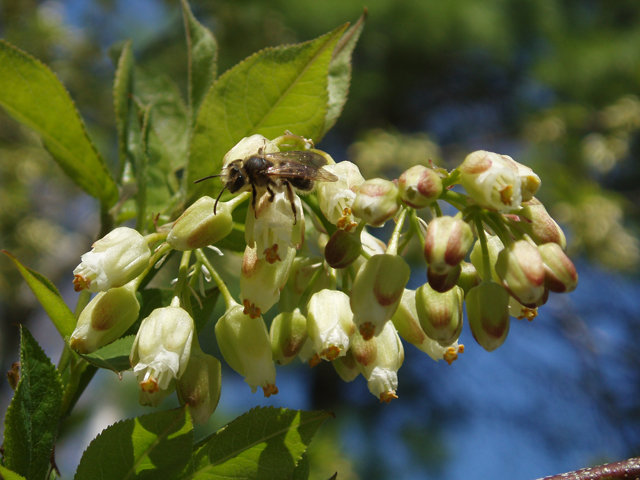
[195,149,339,224]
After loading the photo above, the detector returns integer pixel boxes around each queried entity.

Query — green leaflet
[0,465,27,480]
[2,250,76,339]
[183,406,333,480]
[0,40,118,208]
[82,335,135,373]
[186,24,349,205]
[74,407,193,480]
[3,327,64,480]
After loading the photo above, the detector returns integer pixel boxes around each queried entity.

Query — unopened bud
[427,264,461,293]
[167,196,234,251]
[270,309,307,366]
[466,281,510,351]
[457,261,480,296]
[176,343,221,425]
[415,283,463,346]
[351,178,400,227]
[397,165,443,208]
[538,243,578,293]
[424,216,473,274]
[495,240,545,306]
[324,229,362,269]
[512,198,566,249]
[350,254,411,339]
[70,282,140,354]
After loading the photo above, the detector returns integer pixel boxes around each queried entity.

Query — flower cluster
[68,133,577,421]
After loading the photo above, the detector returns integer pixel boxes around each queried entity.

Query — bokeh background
[2,1,640,479]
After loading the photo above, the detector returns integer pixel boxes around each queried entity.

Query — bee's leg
[284,180,298,224]
[252,183,258,218]
[267,183,276,202]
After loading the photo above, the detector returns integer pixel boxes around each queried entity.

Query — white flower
[73,227,150,292]
[222,134,278,168]
[306,289,356,361]
[130,301,194,407]
[316,161,364,231]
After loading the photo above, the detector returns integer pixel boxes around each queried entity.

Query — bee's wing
[264,151,339,182]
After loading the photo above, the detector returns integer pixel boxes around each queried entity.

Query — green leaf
[0,465,27,480]
[183,407,333,480]
[82,335,135,373]
[4,327,64,480]
[75,407,193,480]
[2,250,76,339]
[0,40,118,208]
[186,24,349,205]
[289,452,310,480]
[321,11,367,139]
[113,40,135,180]
[181,0,218,123]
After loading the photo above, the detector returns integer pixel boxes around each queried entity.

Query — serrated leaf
[181,0,218,123]
[4,327,64,480]
[113,40,135,180]
[321,11,366,139]
[182,407,333,480]
[289,452,310,480]
[82,335,135,373]
[186,24,348,205]
[0,465,27,480]
[75,407,193,480]
[0,40,118,208]
[2,250,76,339]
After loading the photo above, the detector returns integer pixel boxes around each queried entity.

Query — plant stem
[474,216,492,280]
[440,190,468,210]
[387,208,408,256]
[195,249,235,309]
[537,457,640,480]
[409,209,427,250]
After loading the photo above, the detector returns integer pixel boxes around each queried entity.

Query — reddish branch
[537,457,640,480]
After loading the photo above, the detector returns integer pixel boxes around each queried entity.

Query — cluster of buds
[68,134,577,415]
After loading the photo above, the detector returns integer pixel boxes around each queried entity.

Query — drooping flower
[167,196,234,251]
[306,289,356,362]
[316,161,364,232]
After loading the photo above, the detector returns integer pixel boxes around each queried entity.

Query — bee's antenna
[194,174,221,184]
[213,183,228,215]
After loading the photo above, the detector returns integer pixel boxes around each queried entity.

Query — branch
[537,457,640,480]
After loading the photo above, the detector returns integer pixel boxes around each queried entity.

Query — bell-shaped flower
[466,281,510,352]
[397,165,443,208]
[167,196,234,251]
[176,343,221,425]
[424,216,474,275]
[415,283,464,346]
[495,239,546,306]
[215,302,277,396]
[70,281,140,354]
[460,150,523,212]
[509,296,540,322]
[391,289,464,363]
[73,227,150,292]
[538,242,578,293]
[316,161,364,232]
[351,178,400,227]
[324,229,362,269]
[130,299,195,407]
[306,289,356,361]
[510,198,566,249]
[350,254,411,339]
[245,189,304,263]
[270,308,308,366]
[357,321,404,403]
[240,244,296,318]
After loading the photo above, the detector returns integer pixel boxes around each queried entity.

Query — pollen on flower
[359,322,376,341]
[516,307,538,321]
[242,299,261,319]
[263,244,282,263]
[444,345,464,365]
[309,353,322,367]
[337,207,358,232]
[73,274,91,292]
[380,390,398,403]
[263,383,279,397]
[322,345,342,361]
[140,376,159,393]
[499,185,514,206]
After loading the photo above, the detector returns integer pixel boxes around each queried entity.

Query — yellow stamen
[322,345,341,361]
[73,274,91,292]
[309,353,322,367]
[263,244,282,264]
[262,384,279,397]
[140,377,159,393]
[242,299,261,319]
[499,185,514,205]
[359,322,376,341]
[380,390,398,403]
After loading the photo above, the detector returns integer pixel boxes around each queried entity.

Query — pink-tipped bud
[424,215,473,275]
[511,198,566,249]
[466,281,511,352]
[324,229,362,269]
[495,240,546,306]
[415,283,464,346]
[351,178,400,227]
[538,243,578,293]
[397,165,443,208]
[427,264,461,293]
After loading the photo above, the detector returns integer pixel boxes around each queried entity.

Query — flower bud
[130,301,195,406]
[73,227,150,292]
[70,282,140,354]
[427,265,461,293]
[349,328,377,368]
[357,321,404,403]
[512,198,566,249]
[270,309,308,366]
[460,150,522,212]
[495,240,545,306]
[240,245,296,318]
[351,178,400,227]
[391,289,464,363]
[167,196,234,251]
[176,343,221,425]
[415,283,463,346]
[307,290,356,361]
[456,261,480,296]
[332,349,360,382]
[215,303,277,396]
[350,254,411,339]
[466,281,510,352]
[324,229,362,269]
[538,243,578,293]
[469,234,504,282]
[424,216,473,274]
[397,165,443,208]
[317,161,364,231]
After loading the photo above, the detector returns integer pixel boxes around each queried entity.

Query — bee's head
[224,160,247,193]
